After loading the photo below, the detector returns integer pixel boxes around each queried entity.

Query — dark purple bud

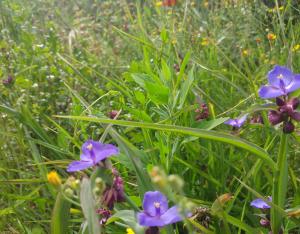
[96,208,111,225]
[283,121,295,134]
[291,112,300,122]
[195,103,209,121]
[268,110,283,125]
[276,97,285,106]
[2,75,14,87]
[279,98,299,115]
[145,227,160,234]
[108,110,118,119]
[289,98,299,110]
[102,173,125,209]
[260,218,270,227]
[173,64,180,72]
[250,115,264,124]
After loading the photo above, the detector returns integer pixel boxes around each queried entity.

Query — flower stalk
[271,133,288,233]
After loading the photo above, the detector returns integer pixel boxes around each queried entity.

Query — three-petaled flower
[67,140,119,172]
[258,65,300,99]
[224,114,248,128]
[250,197,272,209]
[137,191,183,227]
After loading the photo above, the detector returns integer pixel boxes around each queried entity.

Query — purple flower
[250,197,272,209]
[259,65,300,99]
[67,140,119,172]
[137,191,182,227]
[224,114,248,128]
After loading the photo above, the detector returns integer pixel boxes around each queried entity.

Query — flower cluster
[251,197,272,229]
[101,169,125,209]
[259,65,300,133]
[195,103,209,121]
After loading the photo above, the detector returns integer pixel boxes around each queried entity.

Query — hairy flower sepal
[67,140,119,172]
[138,191,183,227]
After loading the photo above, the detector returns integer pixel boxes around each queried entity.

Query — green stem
[271,133,288,233]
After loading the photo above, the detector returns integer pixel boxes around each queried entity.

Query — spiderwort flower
[67,140,119,172]
[224,114,248,128]
[137,191,182,227]
[250,197,272,209]
[258,65,300,99]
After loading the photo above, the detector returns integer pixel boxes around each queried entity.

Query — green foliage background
[0,0,300,233]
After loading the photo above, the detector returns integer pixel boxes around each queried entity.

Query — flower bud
[93,187,101,196]
[260,218,270,227]
[275,97,285,106]
[268,110,283,125]
[64,187,74,197]
[291,112,300,122]
[108,110,118,119]
[167,174,184,192]
[283,121,295,134]
[47,171,61,187]
[2,75,14,87]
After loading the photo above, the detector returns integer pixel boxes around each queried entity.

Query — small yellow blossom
[126,228,135,234]
[267,6,284,13]
[292,44,300,52]
[203,1,209,8]
[267,33,276,41]
[242,49,250,56]
[201,38,209,46]
[155,1,163,7]
[47,171,61,186]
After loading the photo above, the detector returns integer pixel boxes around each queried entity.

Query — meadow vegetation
[0,0,300,233]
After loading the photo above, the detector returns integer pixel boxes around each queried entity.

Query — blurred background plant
[1,0,300,233]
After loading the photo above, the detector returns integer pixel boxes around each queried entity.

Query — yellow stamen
[154,202,160,208]
[87,143,93,151]
[277,74,283,79]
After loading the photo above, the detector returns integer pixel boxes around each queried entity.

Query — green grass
[0,0,300,233]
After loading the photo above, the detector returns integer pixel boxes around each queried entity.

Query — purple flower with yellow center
[67,140,119,172]
[250,197,272,209]
[258,65,300,99]
[224,114,248,128]
[137,191,182,227]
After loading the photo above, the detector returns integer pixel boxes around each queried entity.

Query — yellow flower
[292,44,300,52]
[267,33,276,40]
[47,171,61,186]
[126,228,135,234]
[201,38,209,46]
[242,49,249,56]
[155,1,163,7]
